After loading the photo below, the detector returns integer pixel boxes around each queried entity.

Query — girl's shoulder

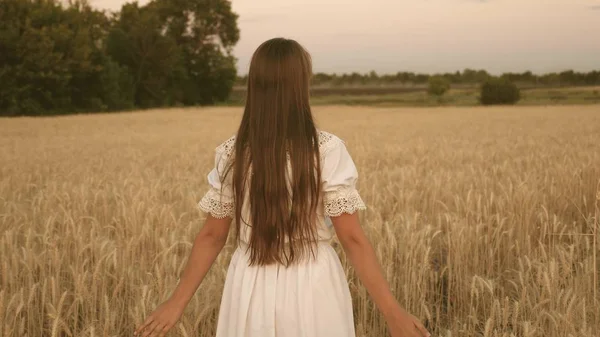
[317,130,345,157]
[213,130,344,158]
[215,135,236,157]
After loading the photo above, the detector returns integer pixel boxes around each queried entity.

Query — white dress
[198,131,366,337]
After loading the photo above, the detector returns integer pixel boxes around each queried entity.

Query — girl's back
[200,130,365,336]
[199,130,366,247]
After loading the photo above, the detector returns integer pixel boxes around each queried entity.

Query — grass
[1,105,599,336]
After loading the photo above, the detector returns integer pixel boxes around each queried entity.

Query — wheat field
[1,105,599,337]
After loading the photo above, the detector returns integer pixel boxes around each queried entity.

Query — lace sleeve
[320,133,366,217]
[198,136,235,219]
[323,187,366,217]
[198,188,234,219]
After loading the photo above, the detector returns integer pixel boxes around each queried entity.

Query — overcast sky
[92,0,600,75]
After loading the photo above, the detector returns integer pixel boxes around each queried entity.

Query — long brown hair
[226,37,321,267]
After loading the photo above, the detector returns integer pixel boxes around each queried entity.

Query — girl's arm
[135,215,231,337]
[331,212,430,337]
[169,215,232,306]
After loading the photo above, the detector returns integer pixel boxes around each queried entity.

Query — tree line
[0,0,239,116]
[237,69,600,88]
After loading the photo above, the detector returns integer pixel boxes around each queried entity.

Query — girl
[135,38,430,337]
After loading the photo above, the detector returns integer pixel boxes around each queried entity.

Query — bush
[428,76,451,97]
[480,77,521,105]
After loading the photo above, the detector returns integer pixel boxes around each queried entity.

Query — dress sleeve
[321,137,366,217]
[198,145,235,219]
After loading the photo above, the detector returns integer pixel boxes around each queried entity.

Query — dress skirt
[215,241,356,337]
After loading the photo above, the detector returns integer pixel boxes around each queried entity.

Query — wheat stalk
[1,105,599,336]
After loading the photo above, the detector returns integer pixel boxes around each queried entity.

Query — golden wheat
[1,105,599,336]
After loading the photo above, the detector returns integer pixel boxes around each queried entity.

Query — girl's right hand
[134,299,185,337]
[386,307,430,337]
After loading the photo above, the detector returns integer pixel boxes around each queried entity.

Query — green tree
[0,0,239,115]
[480,77,521,105]
[106,3,184,108]
[0,0,78,114]
[151,0,240,105]
[0,0,131,115]
[428,76,451,99]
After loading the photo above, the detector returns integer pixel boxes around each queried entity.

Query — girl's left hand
[134,299,185,337]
